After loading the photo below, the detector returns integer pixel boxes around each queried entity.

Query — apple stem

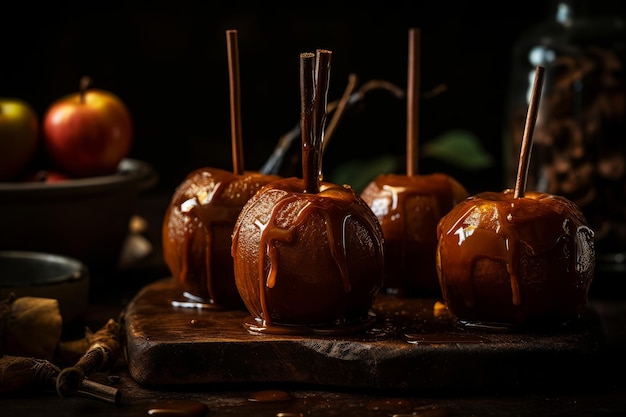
[300,49,332,194]
[406,27,420,177]
[514,65,546,199]
[226,29,244,175]
[79,76,92,105]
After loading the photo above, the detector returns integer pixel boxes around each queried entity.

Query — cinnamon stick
[227,29,244,175]
[300,50,333,193]
[514,65,546,198]
[406,27,421,176]
[312,49,332,187]
[55,318,121,398]
[300,52,316,193]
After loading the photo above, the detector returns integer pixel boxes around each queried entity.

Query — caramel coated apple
[436,189,595,329]
[361,172,469,296]
[232,177,384,332]
[162,167,281,308]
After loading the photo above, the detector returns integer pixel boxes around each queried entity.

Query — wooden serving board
[123,278,605,391]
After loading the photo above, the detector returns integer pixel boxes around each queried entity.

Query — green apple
[0,98,39,181]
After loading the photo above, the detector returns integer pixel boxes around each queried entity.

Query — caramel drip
[438,190,588,308]
[369,173,459,277]
[371,173,459,232]
[254,182,383,326]
[179,181,229,299]
[380,183,409,276]
[178,216,193,287]
[176,172,247,301]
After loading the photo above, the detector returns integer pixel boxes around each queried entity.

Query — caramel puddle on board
[146,399,208,417]
[248,389,292,402]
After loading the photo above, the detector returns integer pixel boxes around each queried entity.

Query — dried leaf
[422,129,493,170]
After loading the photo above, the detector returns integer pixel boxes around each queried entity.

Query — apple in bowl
[42,76,132,178]
[0,98,39,181]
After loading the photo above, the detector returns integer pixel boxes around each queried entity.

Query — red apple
[43,170,71,183]
[0,98,39,181]
[21,169,71,183]
[42,76,132,177]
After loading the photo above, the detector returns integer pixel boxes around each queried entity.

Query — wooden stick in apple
[435,65,596,330]
[406,27,420,176]
[360,28,469,296]
[231,49,385,334]
[514,65,546,199]
[161,29,281,309]
[301,50,332,193]
[226,29,244,175]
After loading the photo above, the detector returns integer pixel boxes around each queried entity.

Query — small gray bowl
[0,250,90,325]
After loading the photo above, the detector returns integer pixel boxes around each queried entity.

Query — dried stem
[260,78,403,176]
[514,65,545,198]
[323,73,359,153]
[406,28,420,176]
[227,29,244,175]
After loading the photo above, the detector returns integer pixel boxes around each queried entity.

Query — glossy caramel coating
[360,173,469,296]
[232,177,384,330]
[162,167,281,308]
[436,189,595,329]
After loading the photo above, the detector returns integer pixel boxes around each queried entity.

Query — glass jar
[504,0,626,269]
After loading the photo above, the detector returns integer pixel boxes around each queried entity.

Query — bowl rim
[0,250,89,287]
[0,158,158,197]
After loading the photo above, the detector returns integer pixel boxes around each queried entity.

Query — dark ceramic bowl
[0,250,90,324]
[0,159,158,270]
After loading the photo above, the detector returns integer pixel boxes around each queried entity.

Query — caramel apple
[361,173,468,295]
[162,168,280,308]
[162,30,281,309]
[436,66,595,329]
[231,50,384,334]
[360,28,469,296]
[436,190,595,329]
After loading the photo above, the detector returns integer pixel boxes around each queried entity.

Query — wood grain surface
[123,278,605,391]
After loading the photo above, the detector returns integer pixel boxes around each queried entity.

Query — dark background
[1,1,602,194]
